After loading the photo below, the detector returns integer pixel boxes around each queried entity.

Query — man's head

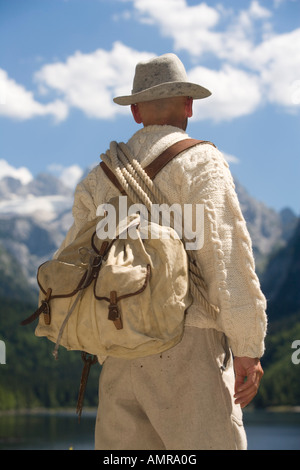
[113,53,211,129]
[131,96,193,130]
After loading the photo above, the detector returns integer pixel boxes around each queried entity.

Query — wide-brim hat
[113,53,211,106]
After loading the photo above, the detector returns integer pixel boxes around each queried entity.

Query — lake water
[0,409,300,451]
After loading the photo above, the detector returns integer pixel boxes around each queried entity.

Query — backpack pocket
[38,260,89,298]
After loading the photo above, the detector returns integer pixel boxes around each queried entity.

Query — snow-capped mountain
[0,173,74,221]
[0,170,79,291]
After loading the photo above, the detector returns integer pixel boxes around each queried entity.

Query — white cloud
[248,0,272,19]
[0,195,73,222]
[0,159,33,185]
[1,1,299,127]
[47,163,84,189]
[60,165,84,188]
[128,0,221,57]
[127,0,300,116]
[291,80,300,105]
[250,28,300,108]
[35,42,154,119]
[222,152,240,165]
[189,65,262,122]
[273,0,298,7]
[127,0,271,61]
[132,0,219,44]
[0,69,68,122]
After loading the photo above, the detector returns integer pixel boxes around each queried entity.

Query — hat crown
[132,53,188,94]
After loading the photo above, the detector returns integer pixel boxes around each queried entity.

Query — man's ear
[185,97,193,118]
[131,104,143,124]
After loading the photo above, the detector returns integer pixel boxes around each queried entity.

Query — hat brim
[113,81,211,106]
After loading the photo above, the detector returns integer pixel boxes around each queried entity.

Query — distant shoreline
[0,407,97,416]
[1,405,300,416]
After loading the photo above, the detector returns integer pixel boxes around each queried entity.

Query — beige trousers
[95,327,247,450]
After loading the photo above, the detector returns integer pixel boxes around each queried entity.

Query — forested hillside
[257,220,300,407]
[0,296,101,411]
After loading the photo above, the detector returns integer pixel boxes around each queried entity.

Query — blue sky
[0,0,299,214]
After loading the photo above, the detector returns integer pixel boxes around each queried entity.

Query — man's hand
[233,357,264,408]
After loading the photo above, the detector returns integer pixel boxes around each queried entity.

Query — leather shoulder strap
[144,138,213,179]
[100,138,215,193]
[100,160,125,194]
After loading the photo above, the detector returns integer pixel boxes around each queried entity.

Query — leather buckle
[108,291,123,330]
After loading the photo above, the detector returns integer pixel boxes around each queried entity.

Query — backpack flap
[94,238,151,332]
[25,214,111,353]
[37,260,89,299]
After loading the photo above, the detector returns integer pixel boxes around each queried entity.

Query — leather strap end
[20,303,46,326]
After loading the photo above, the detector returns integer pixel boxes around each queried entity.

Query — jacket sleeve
[180,145,267,358]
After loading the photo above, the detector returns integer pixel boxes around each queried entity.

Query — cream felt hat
[113,53,211,105]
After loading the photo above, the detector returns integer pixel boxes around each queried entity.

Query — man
[59,53,267,449]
